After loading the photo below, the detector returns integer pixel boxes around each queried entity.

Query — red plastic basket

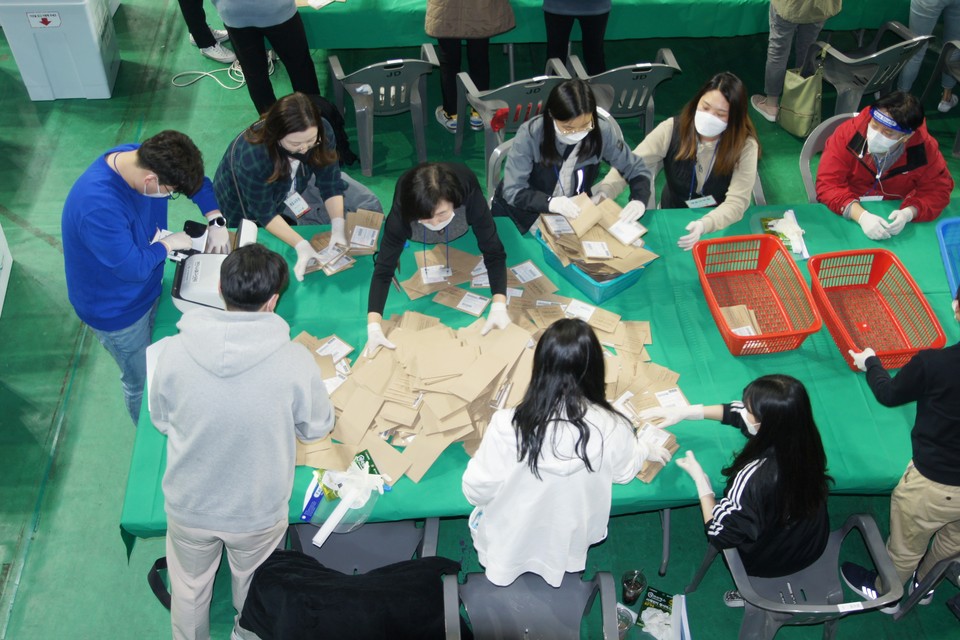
[693,235,822,355]
[808,249,946,370]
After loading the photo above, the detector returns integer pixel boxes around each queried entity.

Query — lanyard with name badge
[685,143,719,208]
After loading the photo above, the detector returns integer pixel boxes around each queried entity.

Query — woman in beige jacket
[425,0,515,132]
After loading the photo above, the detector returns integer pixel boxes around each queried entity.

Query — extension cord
[171,50,278,89]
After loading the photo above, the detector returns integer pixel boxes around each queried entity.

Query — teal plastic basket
[936,218,960,296]
[534,231,648,303]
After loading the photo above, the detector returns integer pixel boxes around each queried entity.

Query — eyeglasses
[555,121,595,135]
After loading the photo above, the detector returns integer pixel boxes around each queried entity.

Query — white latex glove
[848,347,877,372]
[293,239,323,282]
[364,323,396,357]
[619,200,647,223]
[330,217,347,248]
[637,404,705,428]
[675,451,714,498]
[635,429,673,465]
[548,196,580,219]
[206,221,230,254]
[885,208,914,236]
[159,231,193,253]
[677,220,705,251]
[480,301,511,336]
[857,210,892,240]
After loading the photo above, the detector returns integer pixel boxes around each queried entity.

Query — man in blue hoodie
[62,130,229,424]
[150,244,335,640]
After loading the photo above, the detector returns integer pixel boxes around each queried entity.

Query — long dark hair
[722,375,831,523]
[540,79,603,166]
[512,319,624,479]
[675,72,759,176]
[244,92,338,183]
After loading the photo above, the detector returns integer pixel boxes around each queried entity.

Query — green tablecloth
[121,203,960,539]
[297,0,908,50]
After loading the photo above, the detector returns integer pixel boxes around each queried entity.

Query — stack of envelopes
[305,208,385,275]
[293,304,694,485]
[538,193,659,281]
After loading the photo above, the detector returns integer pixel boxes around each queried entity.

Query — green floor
[1,2,959,638]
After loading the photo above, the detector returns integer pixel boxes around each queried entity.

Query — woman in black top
[364,163,509,355]
[642,374,831,590]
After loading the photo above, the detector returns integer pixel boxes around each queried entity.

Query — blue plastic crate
[534,231,648,304]
[936,218,960,296]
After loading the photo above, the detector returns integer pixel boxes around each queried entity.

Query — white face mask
[736,405,760,436]
[554,123,590,145]
[143,176,171,199]
[694,110,728,138]
[420,211,455,232]
[866,127,901,155]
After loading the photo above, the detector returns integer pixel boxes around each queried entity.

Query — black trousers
[543,11,610,76]
[437,37,491,116]
[226,13,320,115]
[177,0,215,49]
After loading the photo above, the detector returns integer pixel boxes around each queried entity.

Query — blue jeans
[897,0,960,92]
[91,299,158,425]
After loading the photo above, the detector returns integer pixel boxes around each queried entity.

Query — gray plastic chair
[455,58,571,161]
[329,44,439,177]
[568,48,681,141]
[443,570,618,640]
[920,40,960,157]
[812,21,933,115]
[799,112,858,203]
[892,551,960,620]
[288,517,438,575]
[685,513,903,640]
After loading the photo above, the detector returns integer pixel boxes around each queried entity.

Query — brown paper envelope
[397,311,442,332]
[446,353,508,402]
[526,305,566,329]
[295,437,333,466]
[379,401,420,426]
[569,192,603,237]
[403,426,475,483]
[522,275,560,296]
[592,322,627,348]
[421,392,468,421]
[357,430,410,483]
[350,352,395,395]
[638,438,680,483]
[299,441,358,472]
[505,348,535,408]
[399,273,449,300]
[330,376,359,412]
[432,286,490,317]
[336,385,385,446]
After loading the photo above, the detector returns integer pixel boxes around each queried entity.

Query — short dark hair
[220,244,289,311]
[874,91,924,132]
[396,163,464,224]
[541,79,602,166]
[137,130,205,196]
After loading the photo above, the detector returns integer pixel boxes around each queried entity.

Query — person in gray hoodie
[150,243,334,640]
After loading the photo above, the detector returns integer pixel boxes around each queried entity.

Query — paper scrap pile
[720,304,763,337]
[306,208,384,276]
[294,304,692,485]
[539,193,659,281]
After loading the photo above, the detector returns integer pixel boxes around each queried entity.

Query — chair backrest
[288,517,438,575]
[570,48,681,138]
[722,513,902,640]
[455,58,571,158]
[799,112,857,203]
[330,44,439,117]
[443,571,618,640]
[820,22,933,98]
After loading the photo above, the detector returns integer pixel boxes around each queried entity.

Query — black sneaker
[841,562,898,614]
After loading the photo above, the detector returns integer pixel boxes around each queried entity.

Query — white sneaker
[435,106,458,133]
[938,95,958,113]
[200,43,237,64]
[189,26,229,47]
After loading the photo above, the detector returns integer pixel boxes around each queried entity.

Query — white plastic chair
[799,112,858,203]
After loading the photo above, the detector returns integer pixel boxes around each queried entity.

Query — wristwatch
[208,216,227,227]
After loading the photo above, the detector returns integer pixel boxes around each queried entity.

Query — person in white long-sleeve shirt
[462,318,671,587]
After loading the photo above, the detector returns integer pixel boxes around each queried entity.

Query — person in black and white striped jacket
[640,374,832,604]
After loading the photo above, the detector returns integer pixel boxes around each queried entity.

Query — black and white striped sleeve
[705,458,768,549]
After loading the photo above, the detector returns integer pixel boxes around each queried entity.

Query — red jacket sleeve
[901,134,953,222]
[815,118,861,216]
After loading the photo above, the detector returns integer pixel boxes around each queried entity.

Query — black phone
[183,220,207,239]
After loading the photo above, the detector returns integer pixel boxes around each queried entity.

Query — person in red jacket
[816,92,953,241]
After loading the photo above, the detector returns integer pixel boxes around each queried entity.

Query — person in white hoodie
[150,244,334,640]
[461,318,671,587]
